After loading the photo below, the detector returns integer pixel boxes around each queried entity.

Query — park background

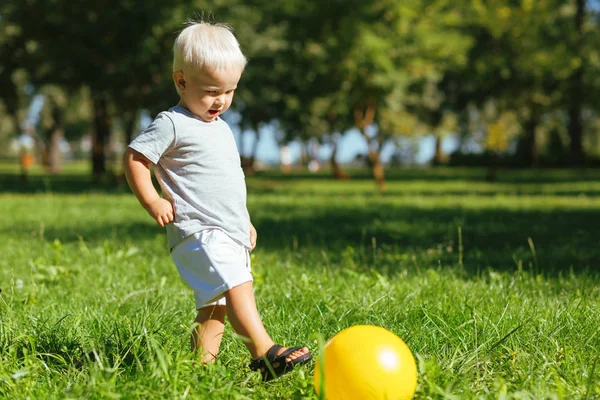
[1,1,600,399]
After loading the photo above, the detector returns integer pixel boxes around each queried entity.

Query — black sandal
[249,344,312,381]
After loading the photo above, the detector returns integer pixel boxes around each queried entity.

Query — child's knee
[196,304,227,321]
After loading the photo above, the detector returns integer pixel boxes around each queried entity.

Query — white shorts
[171,228,252,309]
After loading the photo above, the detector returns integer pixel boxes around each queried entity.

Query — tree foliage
[1,0,599,184]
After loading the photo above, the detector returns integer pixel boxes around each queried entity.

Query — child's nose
[215,94,226,106]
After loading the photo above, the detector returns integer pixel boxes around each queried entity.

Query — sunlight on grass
[0,168,599,399]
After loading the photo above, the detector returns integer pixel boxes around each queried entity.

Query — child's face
[175,67,242,123]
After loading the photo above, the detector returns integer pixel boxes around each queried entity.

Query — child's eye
[207,91,217,95]
[226,89,235,94]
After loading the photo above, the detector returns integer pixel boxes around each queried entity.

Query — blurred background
[1,0,599,187]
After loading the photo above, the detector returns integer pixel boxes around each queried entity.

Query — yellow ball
[314,325,417,400]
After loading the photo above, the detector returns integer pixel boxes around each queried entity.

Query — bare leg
[224,281,309,361]
[192,304,227,363]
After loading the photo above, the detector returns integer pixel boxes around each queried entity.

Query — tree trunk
[568,0,585,166]
[521,110,539,167]
[354,101,384,189]
[3,78,28,176]
[368,149,386,190]
[45,101,64,174]
[248,129,260,174]
[432,133,445,166]
[329,139,348,180]
[242,123,259,174]
[0,68,20,133]
[47,128,64,174]
[327,115,347,179]
[358,127,386,190]
[92,93,111,182]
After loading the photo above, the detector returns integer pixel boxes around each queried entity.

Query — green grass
[1,165,599,399]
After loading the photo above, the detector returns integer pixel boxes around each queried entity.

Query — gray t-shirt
[129,106,250,250]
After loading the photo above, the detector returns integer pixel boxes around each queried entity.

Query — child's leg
[224,281,309,362]
[192,304,227,363]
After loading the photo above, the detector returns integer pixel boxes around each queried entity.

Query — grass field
[1,164,599,399]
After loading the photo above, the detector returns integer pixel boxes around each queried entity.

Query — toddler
[123,20,312,381]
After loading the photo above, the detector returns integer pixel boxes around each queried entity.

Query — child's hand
[145,198,174,227]
[249,223,257,251]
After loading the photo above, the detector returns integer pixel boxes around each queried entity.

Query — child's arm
[123,148,174,227]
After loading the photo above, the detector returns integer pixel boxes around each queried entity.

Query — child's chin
[199,114,218,122]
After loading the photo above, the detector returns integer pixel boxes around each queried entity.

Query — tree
[563,0,600,166]
[447,1,600,168]
[342,0,471,188]
[37,85,68,174]
[0,2,30,139]
[14,0,188,181]
[232,1,290,172]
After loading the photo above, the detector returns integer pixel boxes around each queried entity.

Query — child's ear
[173,71,186,91]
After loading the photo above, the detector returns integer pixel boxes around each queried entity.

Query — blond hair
[173,21,247,79]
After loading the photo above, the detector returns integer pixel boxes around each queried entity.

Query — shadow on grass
[11,202,598,276]
[252,205,599,274]
[2,168,598,275]
[0,173,133,195]
[251,167,600,184]
[263,189,600,198]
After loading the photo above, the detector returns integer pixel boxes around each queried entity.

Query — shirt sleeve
[128,112,175,164]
